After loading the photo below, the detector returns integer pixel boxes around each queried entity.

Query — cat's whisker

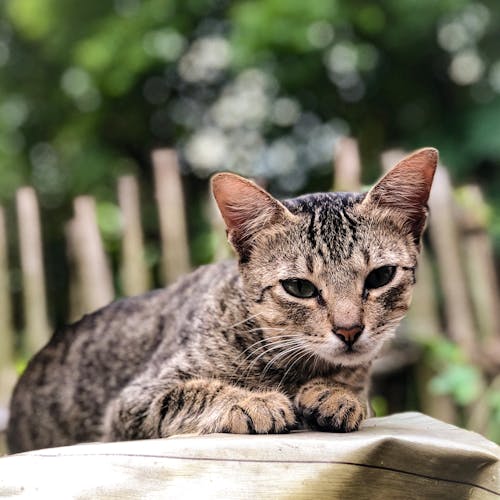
[224,312,264,331]
[311,348,320,375]
[231,326,306,370]
[260,350,304,384]
[233,328,299,352]
[238,343,302,375]
[231,337,281,367]
[235,337,306,383]
[311,349,321,369]
[261,344,304,371]
[272,349,311,391]
[235,344,292,383]
[260,342,306,377]
[247,326,289,332]
[235,339,304,381]
[234,334,304,364]
[276,348,317,391]
[260,340,305,365]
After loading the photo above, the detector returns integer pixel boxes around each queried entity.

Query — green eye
[281,278,318,299]
[365,266,397,290]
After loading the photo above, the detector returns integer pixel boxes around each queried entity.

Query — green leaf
[429,364,483,405]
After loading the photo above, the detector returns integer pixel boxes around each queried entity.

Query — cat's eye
[281,278,318,299]
[365,266,397,290]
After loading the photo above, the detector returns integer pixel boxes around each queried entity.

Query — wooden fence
[0,141,499,441]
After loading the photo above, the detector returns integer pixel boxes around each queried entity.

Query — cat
[7,147,437,453]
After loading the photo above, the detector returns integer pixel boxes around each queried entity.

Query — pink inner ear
[211,173,283,240]
[370,147,438,210]
[365,148,438,238]
[392,148,437,206]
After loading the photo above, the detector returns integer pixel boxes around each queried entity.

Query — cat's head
[212,148,437,367]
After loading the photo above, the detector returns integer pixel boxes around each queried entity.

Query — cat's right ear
[211,173,291,258]
[363,147,438,241]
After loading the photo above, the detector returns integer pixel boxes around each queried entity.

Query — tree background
[1,0,499,439]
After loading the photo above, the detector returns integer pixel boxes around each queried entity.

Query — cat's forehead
[282,192,368,264]
[282,191,405,246]
[282,191,365,215]
[275,190,415,279]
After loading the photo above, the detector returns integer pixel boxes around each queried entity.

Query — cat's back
[7,260,239,452]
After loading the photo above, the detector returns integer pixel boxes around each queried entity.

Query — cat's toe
[298,389,365,433]
[317,393,364,432]
[220,392,295,434]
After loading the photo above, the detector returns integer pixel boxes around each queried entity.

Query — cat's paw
[218,391,296,434]
[295,385,365,432]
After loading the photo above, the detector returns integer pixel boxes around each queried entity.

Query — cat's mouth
[341,344,367,358]
[313,338,376,366]
[334,349,375,366]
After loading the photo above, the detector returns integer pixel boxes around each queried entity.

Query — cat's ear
[211,173,291,258]
[363,147,438,239]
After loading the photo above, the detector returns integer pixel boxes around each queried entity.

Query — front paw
[295,385,365,432]
[218,391,296,434]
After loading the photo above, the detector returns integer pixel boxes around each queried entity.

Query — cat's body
[7,148,437,453]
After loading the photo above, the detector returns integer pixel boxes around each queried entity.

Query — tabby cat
[7,147,437,453]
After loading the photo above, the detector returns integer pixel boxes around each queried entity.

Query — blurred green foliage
[370,394,389,417]
[2,0,500,208]
[426,339,483,405]
[423,337,500,442]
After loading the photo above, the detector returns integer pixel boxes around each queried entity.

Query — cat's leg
[294,378,367,432]
[102,378,296,441]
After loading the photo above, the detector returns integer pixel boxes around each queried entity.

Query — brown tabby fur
[7,148,437,452]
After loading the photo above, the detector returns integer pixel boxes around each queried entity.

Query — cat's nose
[333,324,364,347]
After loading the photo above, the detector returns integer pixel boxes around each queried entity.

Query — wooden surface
[1,412,498,499]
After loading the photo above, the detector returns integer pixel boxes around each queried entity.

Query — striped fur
[8,148,437,452]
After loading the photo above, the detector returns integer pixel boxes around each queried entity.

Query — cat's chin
[315,343,381,367]
[323,350,376,367]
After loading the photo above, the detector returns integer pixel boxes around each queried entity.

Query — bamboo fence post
[406,250,442,338]
[0,206,16,406]
[458,185,499,341]
[16,187,51,355]
[65,219,85,323]
[380,149,406,173]
[428,168,477,357]
[333,137,361,192]
[118,176,150,296]
[69,196,115,315]
[152,149,190,285]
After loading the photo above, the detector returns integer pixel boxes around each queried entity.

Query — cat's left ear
[363,147,438,240]
[211,172,293,258]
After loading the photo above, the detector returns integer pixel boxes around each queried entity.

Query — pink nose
[334,325,364,346]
